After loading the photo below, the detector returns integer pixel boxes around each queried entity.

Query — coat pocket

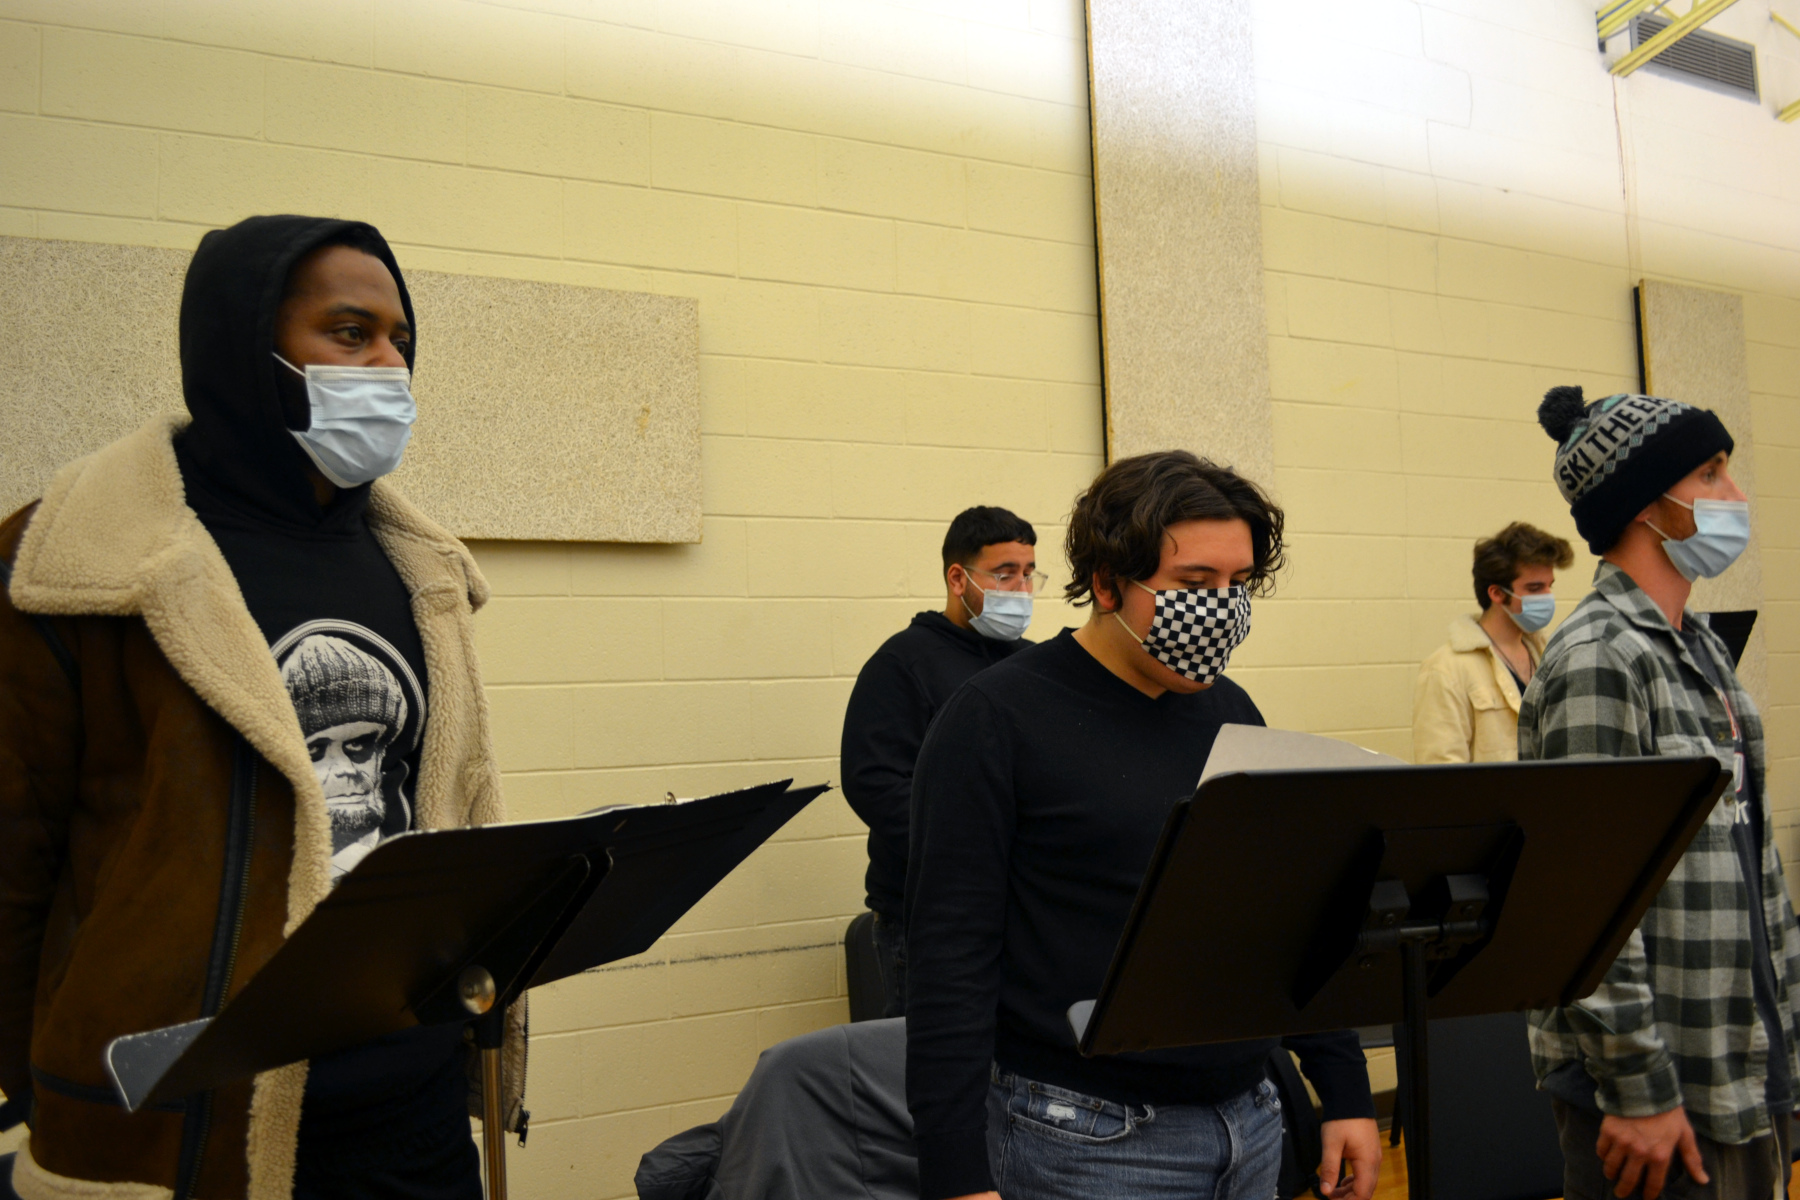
[1468,686,1506,711]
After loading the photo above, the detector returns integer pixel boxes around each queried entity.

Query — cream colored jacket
[1412,613,1548,764]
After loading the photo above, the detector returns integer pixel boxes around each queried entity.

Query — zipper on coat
[174,736,258,1200]
[517,996,531,1145]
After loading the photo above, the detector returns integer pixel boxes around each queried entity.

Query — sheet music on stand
[1197,723,1402,786]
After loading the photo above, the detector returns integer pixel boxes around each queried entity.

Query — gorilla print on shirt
[273,620,427,881]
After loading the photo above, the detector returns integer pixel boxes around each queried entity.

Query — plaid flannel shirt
[1519,562,1800,1145]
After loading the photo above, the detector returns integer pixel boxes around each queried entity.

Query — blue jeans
[986,1067,1285,1200]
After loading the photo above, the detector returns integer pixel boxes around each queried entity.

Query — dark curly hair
[1472,522,1574,609]
[1063,451,1286,609]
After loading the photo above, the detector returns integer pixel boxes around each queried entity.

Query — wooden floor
[1370,1135,1412,1200]
[1369,1136,1550,1200]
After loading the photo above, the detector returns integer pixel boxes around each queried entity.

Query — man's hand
[1597,1107,1708,1200]
[1318,1117,1381,1200]
[944,1193,1001,1200]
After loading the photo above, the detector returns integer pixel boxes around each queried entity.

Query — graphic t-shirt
[273,619,426,881]
[178,456,468,1171]
[204,518,432,882]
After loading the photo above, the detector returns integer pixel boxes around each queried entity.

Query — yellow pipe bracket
[1774,11,1800,120]
[1598,0,1665,41]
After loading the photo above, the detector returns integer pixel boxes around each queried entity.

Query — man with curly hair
[1414,521,1574,763]
[904,451,1379,1200]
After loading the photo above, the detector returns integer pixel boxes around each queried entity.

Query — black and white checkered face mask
[1114,581,1251,685]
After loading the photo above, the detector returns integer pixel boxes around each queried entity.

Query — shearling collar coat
[0,417,520,1199]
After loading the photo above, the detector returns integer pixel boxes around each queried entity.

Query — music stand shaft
[477,1002,509,1200]
[1402,940,1430,1200]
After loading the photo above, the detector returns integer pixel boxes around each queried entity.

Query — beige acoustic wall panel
[0,238,190,502]
[0,236,701,543]
[1639,279,1765,709]
[1085,0,1275,484]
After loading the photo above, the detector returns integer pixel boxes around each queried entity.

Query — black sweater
[905,630,1373,1200]
[840,612,1024,917]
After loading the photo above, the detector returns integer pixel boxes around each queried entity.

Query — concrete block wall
[1245,0,1799,1100]
[0,1,1102,1192]
[1244,2,1800,830]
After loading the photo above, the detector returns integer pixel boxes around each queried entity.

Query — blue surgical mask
[276,353,417,488]
[1649,494,1750,582]
[1500,590,1557,633]
[963,584,1032,641]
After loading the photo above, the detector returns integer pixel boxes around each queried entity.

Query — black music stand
[102,778,826,1200]
[1066,756,1727,1200]
[1702,610,1756,667]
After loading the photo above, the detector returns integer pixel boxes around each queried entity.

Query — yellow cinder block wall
[1235,0,1800,1107]
[3,0,1798,1193]
[1237,0,1800,894]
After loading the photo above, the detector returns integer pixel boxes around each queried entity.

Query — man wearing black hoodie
[840,506,1040,1018]
[0,216,516,1199]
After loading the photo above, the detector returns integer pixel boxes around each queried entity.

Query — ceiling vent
[1631,14,1759,99]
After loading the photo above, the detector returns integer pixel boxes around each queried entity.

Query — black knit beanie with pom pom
[1538,385,1734,554]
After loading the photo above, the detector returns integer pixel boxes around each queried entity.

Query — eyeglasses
[965,566,1050,594]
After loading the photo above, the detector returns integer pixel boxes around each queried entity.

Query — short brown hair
[1472,522,1575,608]
[1064,451,1286,608]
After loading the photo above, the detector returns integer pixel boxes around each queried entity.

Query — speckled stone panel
[1639,278,1765,708]
[398,271,700,543]
[1085,0,1276,486]
[0,236,189,515]
[0,235,702,543]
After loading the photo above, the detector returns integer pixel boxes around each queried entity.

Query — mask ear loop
[1111,611,1145,645]
[1643,491,1694,546]
[954,565,985,624]
[1111,580,1158,645]
[270,351,316,433]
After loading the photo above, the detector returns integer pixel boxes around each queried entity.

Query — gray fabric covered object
[636,1018,917,1200]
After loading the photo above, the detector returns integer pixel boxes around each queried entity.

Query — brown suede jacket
[0,417,521,1200]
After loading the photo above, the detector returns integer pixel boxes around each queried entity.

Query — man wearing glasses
[841,506,1042,1017]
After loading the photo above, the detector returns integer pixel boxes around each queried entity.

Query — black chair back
[843,912,886,1023]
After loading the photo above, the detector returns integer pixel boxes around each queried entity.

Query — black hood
[176,214,415,534]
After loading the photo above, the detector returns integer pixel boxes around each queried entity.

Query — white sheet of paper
[1197,723,1404,788]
